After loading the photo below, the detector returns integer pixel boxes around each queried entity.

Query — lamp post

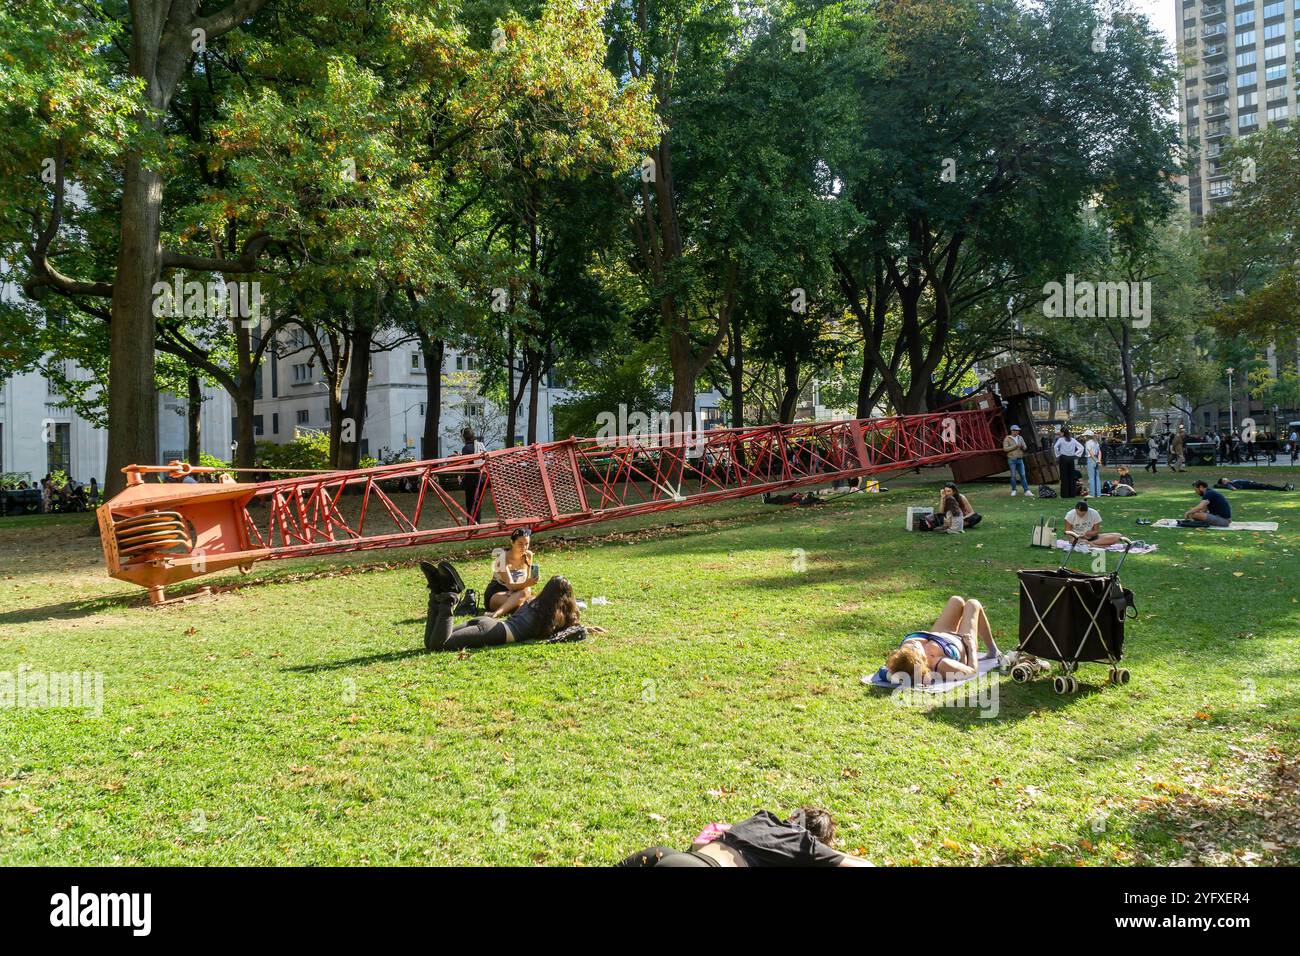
[401,401,423,459]
[1226,367,1235,436]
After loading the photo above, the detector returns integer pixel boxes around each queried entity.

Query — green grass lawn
[2,466,1299,866]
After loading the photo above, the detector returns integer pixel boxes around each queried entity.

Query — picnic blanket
[1151,519,1278,532]
[861,655,1000,693]
[1054,539,1157,555]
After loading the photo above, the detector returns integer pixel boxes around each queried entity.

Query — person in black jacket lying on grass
[420,560,603,651]
[1214,477,1295,492]
[618,808,873,867]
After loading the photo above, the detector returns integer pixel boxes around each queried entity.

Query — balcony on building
[1203,82,1229,99]
[1201,4,1226,21]
[1201,23,1226,39]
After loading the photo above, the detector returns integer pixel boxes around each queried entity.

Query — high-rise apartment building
[1178,0,1298,217]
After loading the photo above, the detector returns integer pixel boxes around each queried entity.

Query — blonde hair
[886,643,929,685]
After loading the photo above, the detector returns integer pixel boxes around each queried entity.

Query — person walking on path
[1169,427,1186,473]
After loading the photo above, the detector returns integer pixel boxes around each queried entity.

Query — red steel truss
[98,398,1005,601]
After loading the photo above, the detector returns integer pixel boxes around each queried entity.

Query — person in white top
[1064,500,1122,547]
[1053,426,1084,499]
[1144,435,1159,474]
[1082,429,1102,497]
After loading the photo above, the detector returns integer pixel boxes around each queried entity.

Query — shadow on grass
[283,647,428,672]
[0,593,141,625]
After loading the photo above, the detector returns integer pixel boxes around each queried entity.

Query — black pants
[1227,479,1289,491]
[1058,455,1076,499]
[617,846,720,868]
[425,593,511,651]
[463,477,482,523]
[1145,456,1158,474]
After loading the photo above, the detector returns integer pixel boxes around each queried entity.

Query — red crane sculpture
[98,393,1011,604]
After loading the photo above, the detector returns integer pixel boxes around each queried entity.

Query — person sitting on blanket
[421,561,603,651]
[882,596,1001,686]
[1214,477,1295,492]
[1064,500,1123,547]
[939,482,982,528]
[1185,480,1232,527]
[618,808,872,867]
[1115,465,1135,488]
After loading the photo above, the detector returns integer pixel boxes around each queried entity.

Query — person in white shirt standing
[1082,428,1102,497]
[1145,434,1159,474]
[1053,426,1083,499]
[1003,424,1032,497]
[1064,499,1123,547]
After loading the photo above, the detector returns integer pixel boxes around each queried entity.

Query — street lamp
[1226,367,1235,436]
[401,401,424,459]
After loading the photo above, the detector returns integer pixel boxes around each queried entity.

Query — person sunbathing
[618,808,872,867]
[1214,477,1294,492]
[882,596,1001,686]
[421,561,601,651]
[1063,499,1123,547]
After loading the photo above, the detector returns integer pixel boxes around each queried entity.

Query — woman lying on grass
[421,561,603,651]
[618,808,872,867]
[881,595,1001,686]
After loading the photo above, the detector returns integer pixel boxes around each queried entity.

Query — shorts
[484,579,510,607]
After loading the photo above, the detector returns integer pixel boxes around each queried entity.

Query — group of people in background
[1,475,100,515]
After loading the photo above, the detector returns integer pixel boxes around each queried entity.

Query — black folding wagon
[1008,536,1137,693]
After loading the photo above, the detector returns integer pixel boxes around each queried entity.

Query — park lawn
[2,467,1299,866]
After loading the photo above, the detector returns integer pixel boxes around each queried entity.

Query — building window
[297,409,309,425]
[1239,111,1259,129]
[411,352,421,369]
[1237,70,1257,87]
[1263,1,1283,16]
[1234,30,1255,47]
[464,402,484,418]
[1236,49,1256,67]
[1264,42,1286,60]
[1267,63,1288,81]
[292,363,312,383]
[1267,104,1291,122]
[1234,10,1255,26]
[1238,90,1257,108]
[272,412,279,435]
[46,422,70,475]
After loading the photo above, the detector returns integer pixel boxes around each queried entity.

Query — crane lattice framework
[98,395,1006,604]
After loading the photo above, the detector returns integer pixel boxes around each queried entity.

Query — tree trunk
[504,328,519,448]
[779,350,801,424]
[104,155,164,497]
[338,324,373,469]
[186,374,202,464]
[421,337,444,460]
[235,383,256,471]
[526,360,541,445]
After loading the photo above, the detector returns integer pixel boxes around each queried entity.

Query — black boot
[419,560,463,595]
[424,592,457,651]
[438,560,466,594]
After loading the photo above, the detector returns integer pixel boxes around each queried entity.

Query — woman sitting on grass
[882,596,1001,686]
[618,808,872,867]
[938,482,981,528]
[485,527,539,617]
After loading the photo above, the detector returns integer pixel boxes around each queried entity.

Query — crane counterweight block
[98,400,1009,604]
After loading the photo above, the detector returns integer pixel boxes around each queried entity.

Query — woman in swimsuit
[883,596,1000,686]
[484,527,539,617]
